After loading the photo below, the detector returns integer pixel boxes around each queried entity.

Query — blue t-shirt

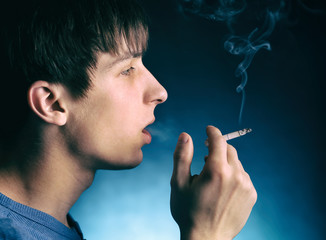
[0,193,84,240]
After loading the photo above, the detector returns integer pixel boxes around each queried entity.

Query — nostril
[151,91,167,104]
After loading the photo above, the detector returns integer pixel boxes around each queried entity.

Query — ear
[28,81,68,126]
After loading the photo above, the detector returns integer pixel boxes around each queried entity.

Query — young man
[0,0,257,239]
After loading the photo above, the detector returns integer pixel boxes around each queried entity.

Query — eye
[121,67,135,76]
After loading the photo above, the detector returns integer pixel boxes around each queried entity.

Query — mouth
[142,128,152,144]
[142,118,155,144]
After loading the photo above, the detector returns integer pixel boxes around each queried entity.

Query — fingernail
[178,133,189,144]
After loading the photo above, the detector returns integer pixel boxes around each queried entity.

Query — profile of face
[64,48,168,170]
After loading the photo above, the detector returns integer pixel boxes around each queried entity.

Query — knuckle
[232,170,255,192]
[227,144,237,153]
[216,164,232,182]
[244,171,253,182]
[245,179,257,204]
[243,176,254,192]
[173,149,183,159]
[233,171,244,185]
[248,186,258,206]
[173,152,188,165]
[227,144,239,159]
[245,182,254,193]
[253,188,258,203]
[203,162,230,183]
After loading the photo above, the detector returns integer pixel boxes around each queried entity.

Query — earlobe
[28,81,68,126]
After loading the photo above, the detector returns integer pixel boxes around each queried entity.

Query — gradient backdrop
[71,1,326,239]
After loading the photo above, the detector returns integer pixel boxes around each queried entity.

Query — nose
[144,68,168,105]
[153,84,168,105]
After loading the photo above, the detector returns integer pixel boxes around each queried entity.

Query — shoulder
[0,218,25,240]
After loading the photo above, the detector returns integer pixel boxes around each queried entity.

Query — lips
[142,128,152,144]
[142,118,155,144]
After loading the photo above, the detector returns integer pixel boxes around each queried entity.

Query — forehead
[100,38,144,64]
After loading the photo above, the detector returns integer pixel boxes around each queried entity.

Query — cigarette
[204,128,252,147]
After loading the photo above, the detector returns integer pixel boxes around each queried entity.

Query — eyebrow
[104,52,143,70]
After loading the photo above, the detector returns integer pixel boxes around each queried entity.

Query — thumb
[171,132,194,188]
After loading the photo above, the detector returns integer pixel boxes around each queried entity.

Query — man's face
[65,50,167,170]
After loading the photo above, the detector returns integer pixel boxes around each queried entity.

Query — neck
[0,124,95,227]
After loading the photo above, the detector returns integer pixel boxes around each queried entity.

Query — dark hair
[0,0,149,147]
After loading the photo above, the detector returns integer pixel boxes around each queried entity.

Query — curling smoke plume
[224,11,279,123]
[178,0,285,124]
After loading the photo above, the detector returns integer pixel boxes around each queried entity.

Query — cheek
[65,110,144,169]
[65,89,145,168]
[106,90,143,129]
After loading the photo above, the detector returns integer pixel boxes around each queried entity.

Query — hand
[170,126,257,240]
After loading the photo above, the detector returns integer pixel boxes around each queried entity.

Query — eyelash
[121,67,135,76]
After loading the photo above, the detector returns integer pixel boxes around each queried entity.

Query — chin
[123,151,144,169]
[95,150,143,170]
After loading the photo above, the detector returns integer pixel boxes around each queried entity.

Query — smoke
[178,0,246,22]
[177,0,286,124]
[224,10,280,123]
[146,119,179,143]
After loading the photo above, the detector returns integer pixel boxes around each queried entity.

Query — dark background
[71,1,326,239]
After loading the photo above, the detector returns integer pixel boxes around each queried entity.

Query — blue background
[71,1,326,239]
